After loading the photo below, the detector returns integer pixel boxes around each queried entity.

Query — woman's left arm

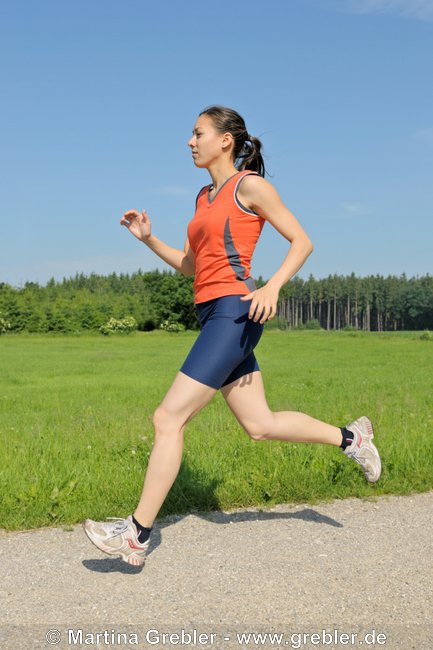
[239,175,314,323]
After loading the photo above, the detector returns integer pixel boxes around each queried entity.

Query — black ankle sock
[132,515,152,543]
[340,427,354,449]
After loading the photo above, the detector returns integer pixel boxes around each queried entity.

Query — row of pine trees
[0,270,432,334]
[277,273,433,331]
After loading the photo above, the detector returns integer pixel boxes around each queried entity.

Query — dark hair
[199,105,266,177]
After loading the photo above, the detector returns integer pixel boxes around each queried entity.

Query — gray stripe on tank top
[234,172,260,215]
[223,216,257,292]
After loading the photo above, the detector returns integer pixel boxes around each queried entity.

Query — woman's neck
[207,164,239,191]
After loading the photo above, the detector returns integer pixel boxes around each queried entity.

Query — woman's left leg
[220,370,342,445]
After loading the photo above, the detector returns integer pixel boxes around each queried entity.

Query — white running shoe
[82,515,150,566]
[343,416,382,483]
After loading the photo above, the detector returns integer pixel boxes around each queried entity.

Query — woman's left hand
[240,283,280,324]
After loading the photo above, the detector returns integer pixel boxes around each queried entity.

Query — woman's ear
[221,131,234,152]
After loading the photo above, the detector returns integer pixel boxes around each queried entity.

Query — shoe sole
[82,521,146,567]
[357,416,382,483]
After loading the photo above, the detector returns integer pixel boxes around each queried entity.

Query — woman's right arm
[120,209,195,277]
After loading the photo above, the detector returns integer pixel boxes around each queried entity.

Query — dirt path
[1,491,432,649]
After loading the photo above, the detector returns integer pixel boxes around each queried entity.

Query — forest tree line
[0,270,432,334]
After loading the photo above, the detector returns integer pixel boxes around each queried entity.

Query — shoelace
[105,517,129,537]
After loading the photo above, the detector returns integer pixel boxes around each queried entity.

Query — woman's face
[188,114,232,168]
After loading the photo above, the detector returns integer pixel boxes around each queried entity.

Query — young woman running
[83,105,382,567]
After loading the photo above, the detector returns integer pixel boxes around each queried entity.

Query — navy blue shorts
[180,294,264,389]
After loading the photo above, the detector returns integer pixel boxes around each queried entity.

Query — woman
[83,105,381,567]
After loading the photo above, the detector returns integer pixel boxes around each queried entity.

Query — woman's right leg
[133,370,217,528]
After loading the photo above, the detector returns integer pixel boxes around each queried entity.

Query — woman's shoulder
[236,172,275,212]
[238,171,271,188]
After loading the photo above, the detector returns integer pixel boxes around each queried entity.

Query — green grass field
[1,330,432,531]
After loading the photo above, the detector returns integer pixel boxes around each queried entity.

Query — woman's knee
[152,398,205,439]
[152,406,182,436]
[243,413,275,441]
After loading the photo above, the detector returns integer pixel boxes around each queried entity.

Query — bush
[305,319,322,330]
[264,316,289,330]
[100,316,138,335]
[419,330,433,341]
[159,319,186,333]
[0,312,11,335]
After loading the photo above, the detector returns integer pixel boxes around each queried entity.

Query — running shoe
[343,416,382,483]
[82,515,150,566]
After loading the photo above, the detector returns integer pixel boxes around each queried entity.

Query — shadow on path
[82,506,342,573]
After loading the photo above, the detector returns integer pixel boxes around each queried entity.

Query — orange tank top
[187,170,266,304]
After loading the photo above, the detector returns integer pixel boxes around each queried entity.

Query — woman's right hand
[120,209,152,242]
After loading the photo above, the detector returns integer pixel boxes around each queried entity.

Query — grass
[0,329,432,531]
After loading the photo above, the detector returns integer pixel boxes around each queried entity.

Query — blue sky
[1,0,432,288]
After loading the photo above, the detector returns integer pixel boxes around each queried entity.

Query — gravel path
[1,491,432,649]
